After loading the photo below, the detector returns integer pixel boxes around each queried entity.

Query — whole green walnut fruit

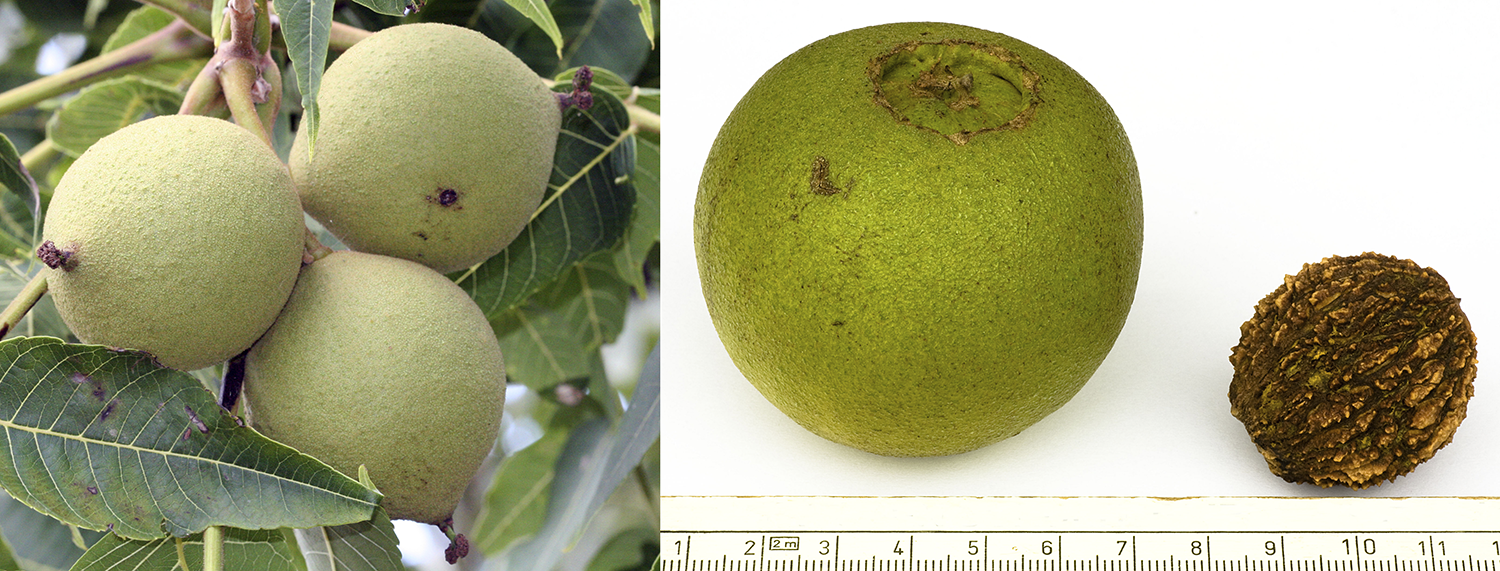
[42,115,304,371]
[290,23,561,273]
[244,250,506,524]
[695,22,1143,457]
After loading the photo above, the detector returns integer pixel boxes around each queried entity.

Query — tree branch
[0,272,48,339]
[0,20,211,117]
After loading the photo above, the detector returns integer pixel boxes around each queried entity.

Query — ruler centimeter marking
[662,532,1500,571]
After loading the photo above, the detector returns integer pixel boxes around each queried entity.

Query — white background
[661,2,1500,498]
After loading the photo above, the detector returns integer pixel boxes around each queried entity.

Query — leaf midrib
[0,343,375,506]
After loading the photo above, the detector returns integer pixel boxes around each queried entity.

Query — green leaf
[504,346,659,571]
[71,527,303,571]
[0,337,380,540]
[613,136,657,296]
[458,86,635,323]
[502,0,563,58]
[293,507,403,571]
[101,5,205,88]
[507,0,654,83]
[45,77,183,158]
[627,0,653,49]
[0,136,39,261]
[0,527,18,571]
[350,0,407,16]
[587,527,658,571]
[282,0,335,156]
[470,401,585,555]
[0,490,98,571]
[492,254,634,391]
[404,0,483,25]
[211,0,229,43]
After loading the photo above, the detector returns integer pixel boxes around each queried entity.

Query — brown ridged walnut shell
[1229,253,1478,489]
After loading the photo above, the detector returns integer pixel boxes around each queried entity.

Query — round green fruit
[290,23,561,273]
[695,22,1143,457]
[42,115,304,371]
[244,250,506,524]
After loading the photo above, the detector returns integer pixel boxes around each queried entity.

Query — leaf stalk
[0,272,47,339]
[204,526,224,571]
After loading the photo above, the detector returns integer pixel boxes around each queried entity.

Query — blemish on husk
[810,156,854,196]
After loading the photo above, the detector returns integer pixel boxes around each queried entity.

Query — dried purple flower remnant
[37,240,75,270]
[556,65,596,111]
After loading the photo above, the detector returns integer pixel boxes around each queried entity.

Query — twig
[0,273,48,339]
[303,228,333,262]
[179,58,223,116]
[626,102,660,134]
[140,0,215,39]
[0,20,211,117]
[220,58,272,147]
[329,22,373,51]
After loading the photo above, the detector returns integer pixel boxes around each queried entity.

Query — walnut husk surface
[1228,252,1478,489]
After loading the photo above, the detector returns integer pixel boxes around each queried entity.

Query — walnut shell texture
[1229,253,1478,489]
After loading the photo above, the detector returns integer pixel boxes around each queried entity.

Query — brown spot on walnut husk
[809,156,853,196]
[1228,252,1478,489]
[425,188,461,207]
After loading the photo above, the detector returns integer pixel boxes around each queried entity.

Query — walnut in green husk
[1229,252,1478,489]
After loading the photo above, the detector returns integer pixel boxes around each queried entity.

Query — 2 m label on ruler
[662,497,1500,571]
[663,531,1500,571]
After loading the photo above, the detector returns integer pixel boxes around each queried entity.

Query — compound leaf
[0,528,16,571]
[509,0,653,83]
[470,401,584,555]
[614,136,657,296]
[294,507,402,571]
[502,0,563,58]
[628,0,653,48]
[458,85,635,322]
[0,489,97,571]
[349,0,407,16]
[587,527,658,571]
[72,527,303,571]
[492,253,633,392]
[102,6,206,88]
[505,346,658,571]
[0,337,380,540]
[46,77,182,158]
[282,0,335,155]
[0,135,38,261]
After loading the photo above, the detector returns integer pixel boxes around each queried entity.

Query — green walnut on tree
[0,0,658,567]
